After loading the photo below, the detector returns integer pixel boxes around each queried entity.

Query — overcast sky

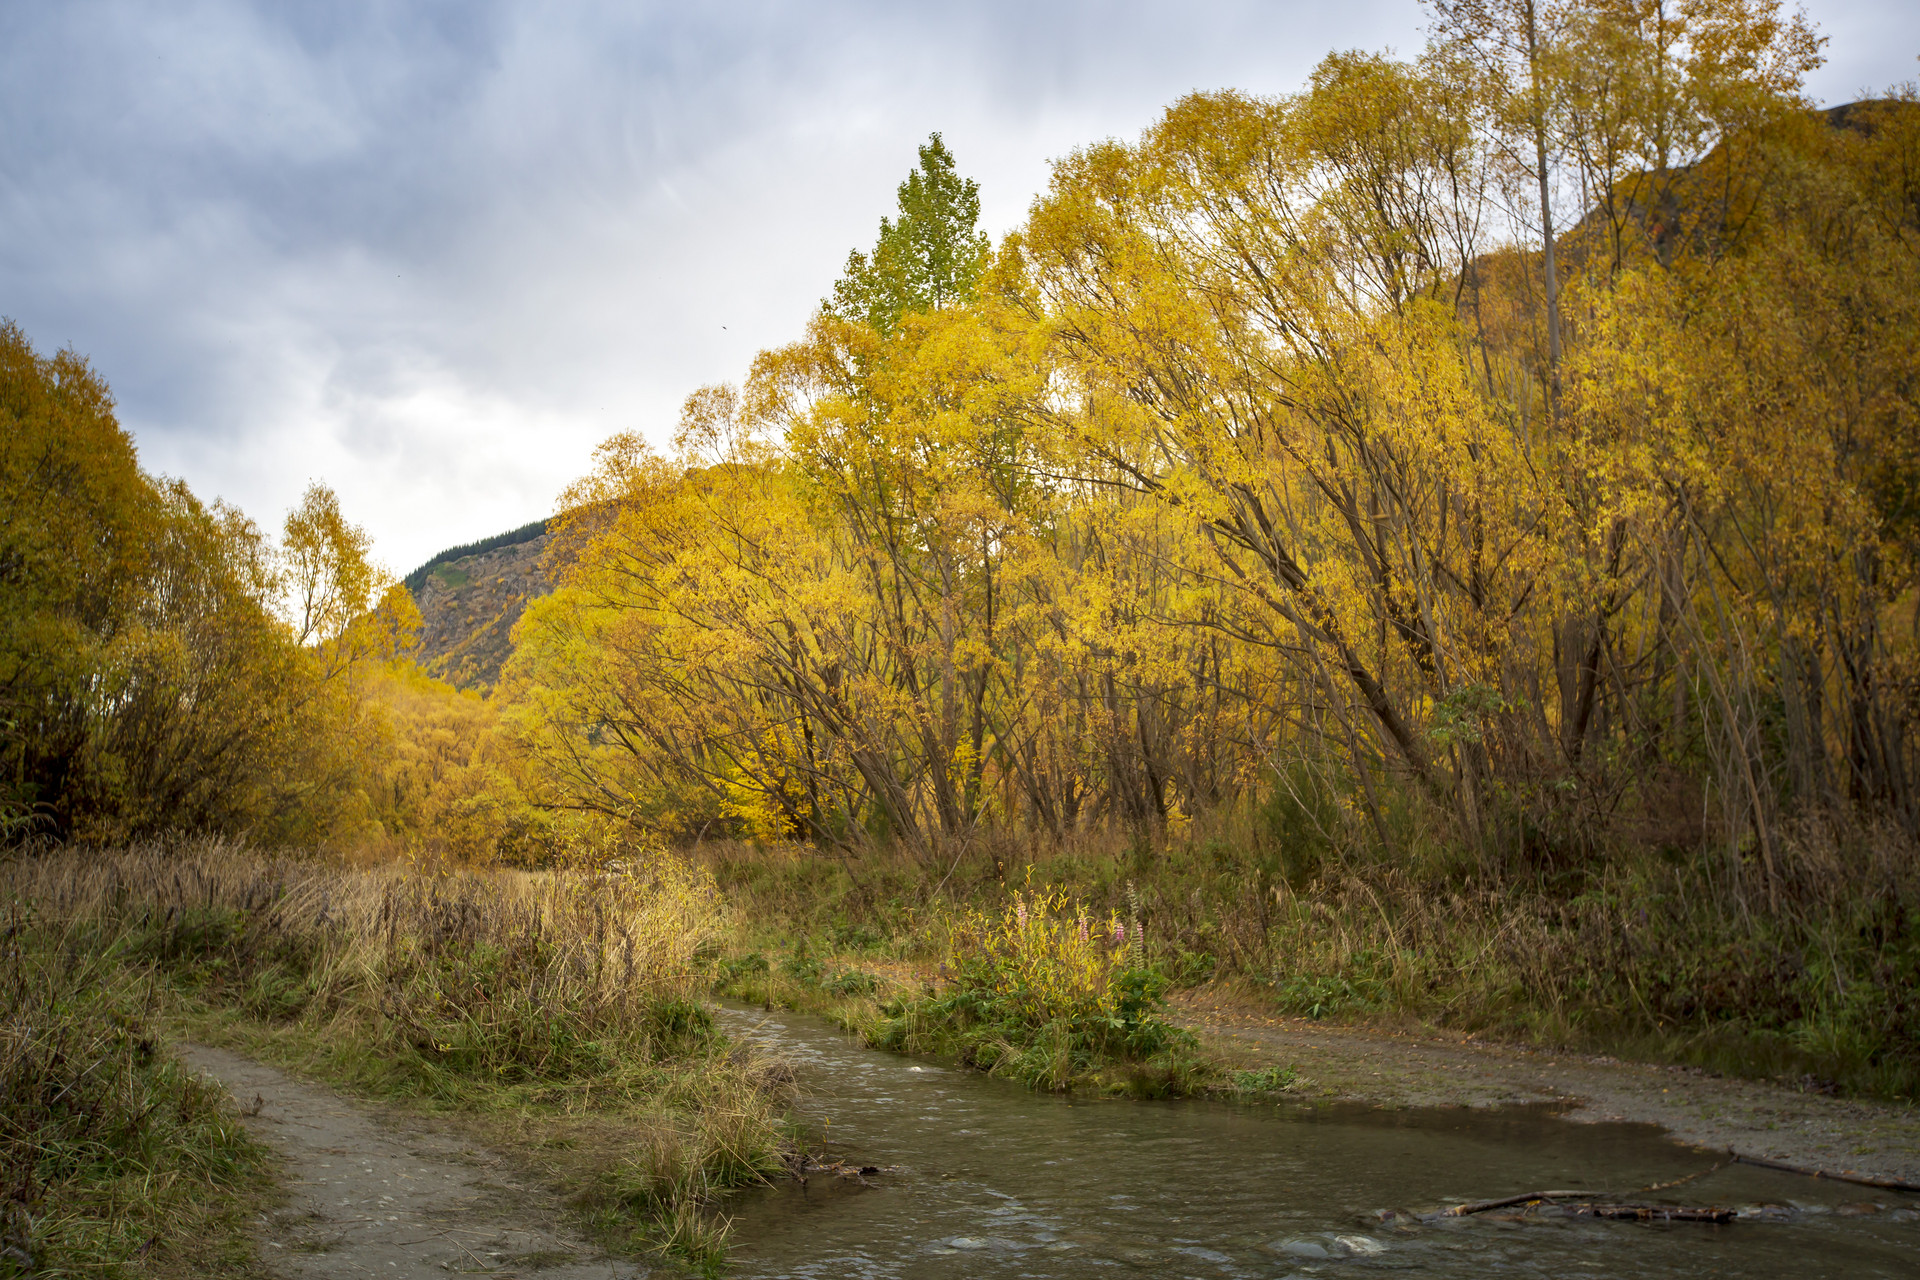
[3,1,1914,574]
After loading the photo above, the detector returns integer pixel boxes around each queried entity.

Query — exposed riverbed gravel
[1171,992,1920,1188]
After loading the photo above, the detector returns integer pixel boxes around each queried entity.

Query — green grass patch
[713,884,1221,1097]
[0,902,275,1279]
[868,962,1216,1096]
[5,845,799,1277]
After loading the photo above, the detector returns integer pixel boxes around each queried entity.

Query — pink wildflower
[1113,922,1127,945]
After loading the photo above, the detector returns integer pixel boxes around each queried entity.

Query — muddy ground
[1170,992,1920,1187]
[181,1045,648,1280]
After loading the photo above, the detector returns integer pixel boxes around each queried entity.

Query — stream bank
[1171,990,1920,1187]
[718,1001,1920,1280]
[719,951,1920,1187]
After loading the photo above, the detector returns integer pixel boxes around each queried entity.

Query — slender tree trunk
[1524,0,1562,404]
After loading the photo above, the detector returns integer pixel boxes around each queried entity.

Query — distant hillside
[402,519,549,596]
[404,521,556,690]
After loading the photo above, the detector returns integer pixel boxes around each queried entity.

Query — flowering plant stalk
[939,886,1123,1028]
[874,880,1200,1093]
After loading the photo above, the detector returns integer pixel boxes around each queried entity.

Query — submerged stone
[1268,1238,1331,1258]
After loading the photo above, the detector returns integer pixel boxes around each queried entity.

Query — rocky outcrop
[409,533,553,690]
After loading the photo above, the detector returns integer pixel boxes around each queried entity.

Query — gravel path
[180,1045,648,1280]
[1172,993,1920,1188]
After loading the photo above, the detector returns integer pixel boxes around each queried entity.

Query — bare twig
[1640,1161,1723,1193]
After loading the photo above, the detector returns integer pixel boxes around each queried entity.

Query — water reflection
[717,1004,1918,1278]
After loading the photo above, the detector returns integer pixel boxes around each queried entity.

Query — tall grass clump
[1,841,794,1272]
[0,901,269,1278]
[872,880,1209,1094]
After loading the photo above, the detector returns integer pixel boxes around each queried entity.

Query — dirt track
[1172,993,1920,1187]
[181,1045,647,1279]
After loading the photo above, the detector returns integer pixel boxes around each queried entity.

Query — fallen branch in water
[1563,1203,1734,1224]
[1445,1190,1598,1215]
[1438,1191,1736,1225]
[1729,1151,1920,1193]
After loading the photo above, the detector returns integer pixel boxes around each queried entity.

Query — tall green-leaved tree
[825,133,992,336]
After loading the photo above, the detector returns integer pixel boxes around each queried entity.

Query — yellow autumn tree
[508,0,1916,878]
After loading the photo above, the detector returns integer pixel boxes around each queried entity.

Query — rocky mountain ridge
[407,528,554,690]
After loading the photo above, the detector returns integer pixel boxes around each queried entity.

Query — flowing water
[717,1004,1919,1279]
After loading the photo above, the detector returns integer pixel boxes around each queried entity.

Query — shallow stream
[717,1003,1919,1279]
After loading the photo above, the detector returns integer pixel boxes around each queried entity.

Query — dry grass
[699,804,1920,1101]
[1,840,796,1274]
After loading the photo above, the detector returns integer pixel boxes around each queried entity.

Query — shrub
[871,885,1204,1092]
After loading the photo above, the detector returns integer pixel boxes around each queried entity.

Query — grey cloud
[1,0,1912,571]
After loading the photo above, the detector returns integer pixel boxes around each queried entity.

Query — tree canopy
[825,133,993,337]
[505,0,1919,878]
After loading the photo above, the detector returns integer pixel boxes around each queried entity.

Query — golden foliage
[0,321,429,845]
[506,0,1918,876]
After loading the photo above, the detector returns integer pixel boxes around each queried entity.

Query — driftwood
[1445,1191,1598,1215]
[1564,1203,1735,1224]
[1729,1150,1920,1193]
[1441,1149,1918,1228]
[1446,1193,1735,1224]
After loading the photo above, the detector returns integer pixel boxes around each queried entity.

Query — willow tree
[0,323,414,842]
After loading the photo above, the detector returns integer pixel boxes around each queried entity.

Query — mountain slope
[405,525,554,690]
